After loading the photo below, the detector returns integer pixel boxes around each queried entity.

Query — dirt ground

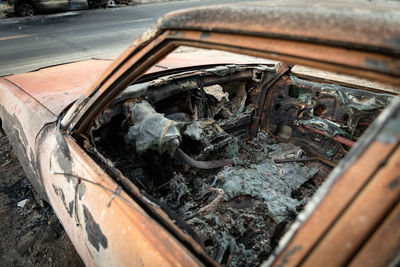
[0,132,84,266]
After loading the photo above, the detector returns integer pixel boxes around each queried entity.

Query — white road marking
[0,34,31,41]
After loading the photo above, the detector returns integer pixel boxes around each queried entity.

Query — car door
[37,0,68,11]
[36,122,204,266]
[51,2,400,266]
[68,0,87,10]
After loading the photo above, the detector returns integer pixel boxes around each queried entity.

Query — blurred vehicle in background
[3,0,107,16]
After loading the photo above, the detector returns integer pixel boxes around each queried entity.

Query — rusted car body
[0,1,399,266]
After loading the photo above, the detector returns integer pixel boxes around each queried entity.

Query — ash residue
[190,204,275,266]
[156,131,319,266]
[0,134,84,266]
[220,159,317,223]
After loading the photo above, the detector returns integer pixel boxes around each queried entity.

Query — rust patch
[82,205,108,252]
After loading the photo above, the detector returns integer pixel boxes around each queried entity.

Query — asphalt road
[0,0,258,76]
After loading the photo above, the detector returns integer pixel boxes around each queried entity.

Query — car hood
[3,59,113,115]
[2,50,270,116]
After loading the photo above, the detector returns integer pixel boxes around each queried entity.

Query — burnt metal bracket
[198,76,208,118]
[250,63,293,137]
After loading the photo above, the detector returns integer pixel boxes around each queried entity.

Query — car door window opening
[83,51,398,266]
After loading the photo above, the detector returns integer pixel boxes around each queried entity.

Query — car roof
[159,0,400,54]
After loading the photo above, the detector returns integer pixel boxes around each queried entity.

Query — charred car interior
[82,57,398,266]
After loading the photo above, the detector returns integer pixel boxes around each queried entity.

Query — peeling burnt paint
[52,148,74,184]
[52,184,74,217]
[78,183,85,200]
[275,245,302,267]
[200,32,211,40]
[68,201,74,217]
[56,120,72,161]
[376,112,400,144]
[384,37,400,47]
[388,176,400,191]
[83,205,108,252]
[0,106,48,199]
[52,122,75,185]
[365,58,388,72]
[1,110,30,165]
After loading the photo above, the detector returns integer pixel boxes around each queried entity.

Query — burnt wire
[51,172,138,210]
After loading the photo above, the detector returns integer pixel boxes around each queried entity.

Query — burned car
[0,1,400,266]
